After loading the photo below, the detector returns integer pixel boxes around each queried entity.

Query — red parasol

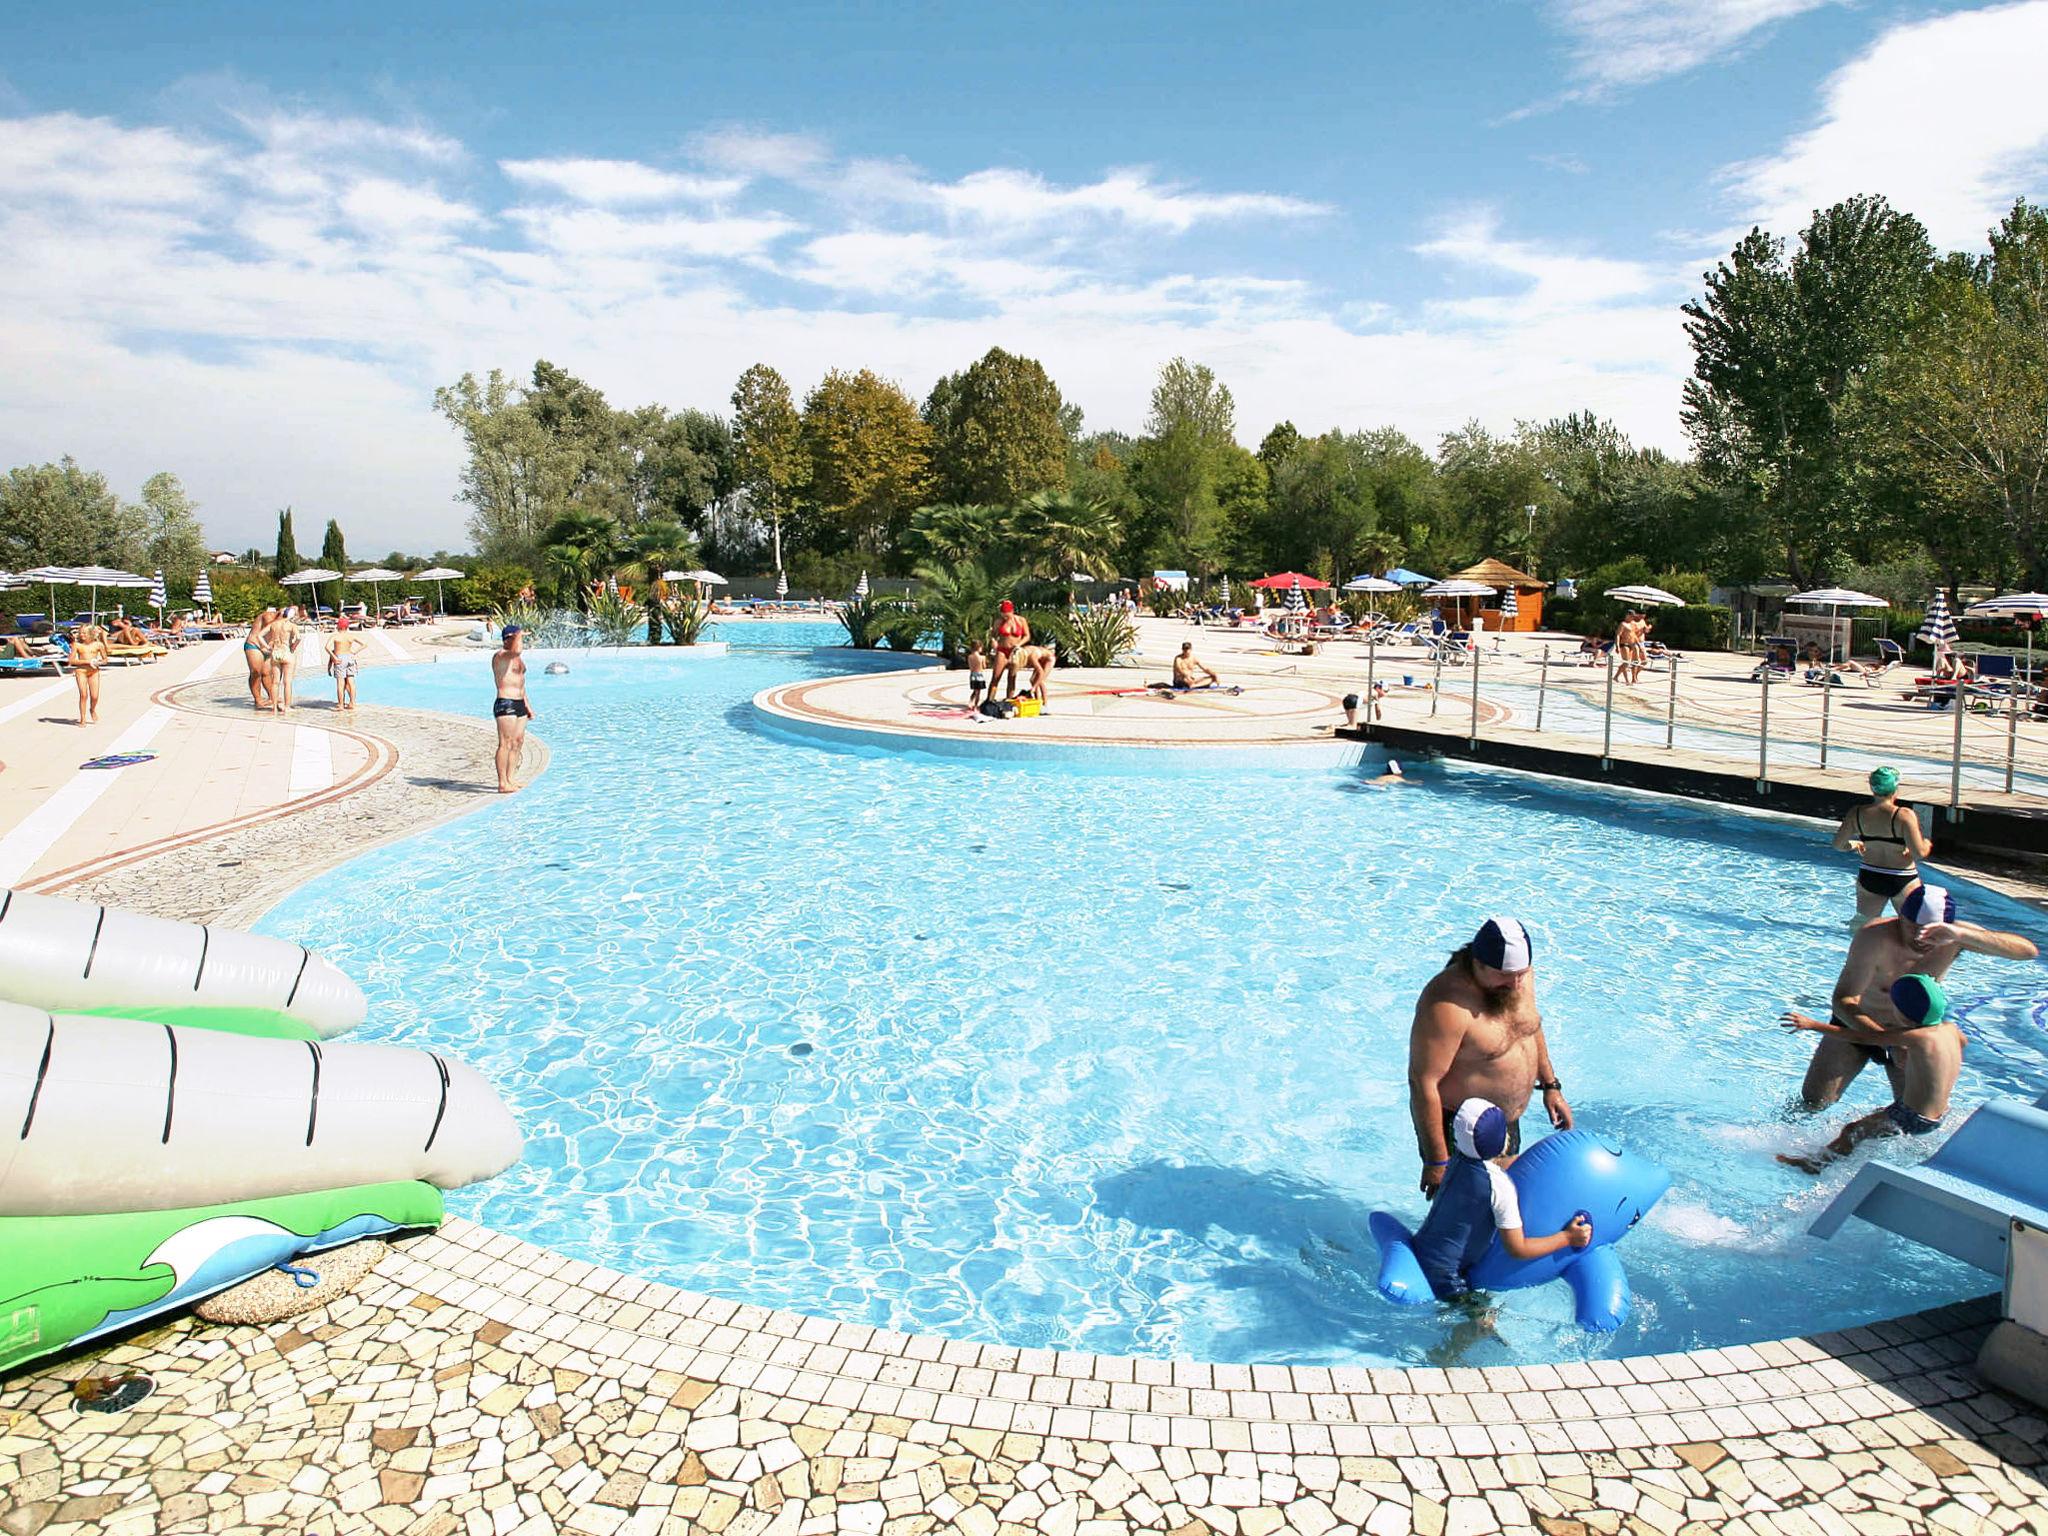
[1248,572,1330,590]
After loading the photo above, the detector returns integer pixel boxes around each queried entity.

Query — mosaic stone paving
[3,1221,2044,1536]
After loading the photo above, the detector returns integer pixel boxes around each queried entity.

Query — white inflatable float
[0,890,520,1374]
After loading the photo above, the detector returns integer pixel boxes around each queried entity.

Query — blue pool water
[259,638,2048,1365]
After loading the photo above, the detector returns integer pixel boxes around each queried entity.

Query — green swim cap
[1889,973,1949,1027]
[1869,766,1899,796]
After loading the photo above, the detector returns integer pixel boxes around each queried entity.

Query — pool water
[259,637,2048,1365]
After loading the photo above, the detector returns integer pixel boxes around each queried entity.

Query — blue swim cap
[1889,973,1950,1027]
[1899,884,1956,926]
[1452,1098,1509,1160]
[1473,917,1533,974]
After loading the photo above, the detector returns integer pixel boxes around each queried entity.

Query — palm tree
[539,510,621,610]
[1005,490,1121,587]
[629,519,698,644]
[907,503,1004,568]
[914,560,1005,664]
[1356,530,1406,580]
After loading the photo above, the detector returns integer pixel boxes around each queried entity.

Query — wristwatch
[1537,1078,1563,1092]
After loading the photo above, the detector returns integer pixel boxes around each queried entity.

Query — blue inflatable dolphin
[1370,1129,1670,1331]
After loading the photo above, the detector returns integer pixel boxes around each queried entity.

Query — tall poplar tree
[923,347,1069,505]
[273,508,302,580]
[731,364,808,569]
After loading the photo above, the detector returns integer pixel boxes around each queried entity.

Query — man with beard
[1796,882,2037,1111]
[1408,918,1573,1200]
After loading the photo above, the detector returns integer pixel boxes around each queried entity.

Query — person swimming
[1369,759,1411,787]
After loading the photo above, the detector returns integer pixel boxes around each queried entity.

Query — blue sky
[4,1,2047,552]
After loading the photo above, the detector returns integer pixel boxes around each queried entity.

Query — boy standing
[1779,974,1965,1172]
[965,642,989,712]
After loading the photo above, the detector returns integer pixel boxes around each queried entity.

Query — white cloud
[926,167,1330,233]
[1415,211,1670,321]
[508,205,799,259]
[0,105,1692,553]
[500,156,747,205]
[238,109,464,164]
[1723,0,2048,248]
[1546,0,1840,92]
[341,177,480,236]
[0,112,217,206]
[689,126,829,180]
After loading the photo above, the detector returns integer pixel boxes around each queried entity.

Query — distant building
[209,551,239,564]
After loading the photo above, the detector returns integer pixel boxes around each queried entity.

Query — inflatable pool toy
[0,889,520,1373]
[80,751,157,770]
[1370,1129,1670,1331]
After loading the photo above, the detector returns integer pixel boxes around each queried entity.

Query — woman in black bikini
[1831,766,1933,925]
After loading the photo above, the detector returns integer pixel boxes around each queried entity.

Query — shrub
[660,594,712,645]
[1069,606,1137,667]
[838,594,915,648]
[448,564,533,615]
[586,590,645,646]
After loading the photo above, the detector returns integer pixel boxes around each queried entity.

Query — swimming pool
[258,640,2048,1366]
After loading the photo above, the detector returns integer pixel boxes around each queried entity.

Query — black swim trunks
[1442,1108,1522,1158]
[493,697,530,719]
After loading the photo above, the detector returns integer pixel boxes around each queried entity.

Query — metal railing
[1361,637,2044,810]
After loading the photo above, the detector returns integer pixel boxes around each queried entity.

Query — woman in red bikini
[991,600,1030,700]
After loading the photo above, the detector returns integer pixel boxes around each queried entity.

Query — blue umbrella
[1384,567,1436,587]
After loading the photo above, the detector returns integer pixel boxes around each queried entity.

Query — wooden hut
[1451,558,1548,633]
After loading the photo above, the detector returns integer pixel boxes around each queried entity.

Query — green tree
[629,519,700,644]
[1857,203,2048,591]
[538,509,622,609]
[731,364,809,570]
[1434,422,1550,572]
[0,457,143,569]
[273,507,302,580]
[1003,489,1122,583]
[320,518,348,573]
[1682,195,1934,584]
[924,347,1070,505]
[1257,421,1302,473]
[138,472,207,577]
[905,503,1005,568]
[801,369,934,564]
[1264,432,1377,579]
[1135,358,1238,573]
[435,370,579,562]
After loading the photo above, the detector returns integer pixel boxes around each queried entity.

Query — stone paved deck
[3,1221,2043,1536]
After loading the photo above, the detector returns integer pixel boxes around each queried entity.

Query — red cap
[999,600,1014,613]
[336,617,349,630]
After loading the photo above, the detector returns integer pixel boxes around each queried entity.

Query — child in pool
[1412,1097,1592,1301]
[1778,974,1964,1173]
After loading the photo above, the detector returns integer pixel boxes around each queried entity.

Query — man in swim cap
[1779,974,1967,1172]
[1410,1097,1592,1299]
[1796,882,2037,1111]
[491,623,537,793]
[1408,917,1572,1199]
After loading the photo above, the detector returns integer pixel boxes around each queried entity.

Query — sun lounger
[1809,1097,2048,1276]
[0,656,61,677]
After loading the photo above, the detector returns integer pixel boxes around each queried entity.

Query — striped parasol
[854,571,869,599]
[1917,590,1958,653]
[1498,584,1518,622]
[1220,574,1231,605]
[776,570,788,601]
[1285,576,1307,613]
[148,569,166,615]
[193,568,212,607]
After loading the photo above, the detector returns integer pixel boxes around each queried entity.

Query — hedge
[1544,598,1732,650]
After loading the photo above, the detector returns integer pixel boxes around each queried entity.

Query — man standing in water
[491,623,537,793]
[1408,918,1573,1198]
[1796,882,2037,1111]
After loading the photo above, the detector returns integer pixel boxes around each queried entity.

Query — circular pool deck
[1,642,2044,1536]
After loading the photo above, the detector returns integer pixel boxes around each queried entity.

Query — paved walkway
[0,625,460,891]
